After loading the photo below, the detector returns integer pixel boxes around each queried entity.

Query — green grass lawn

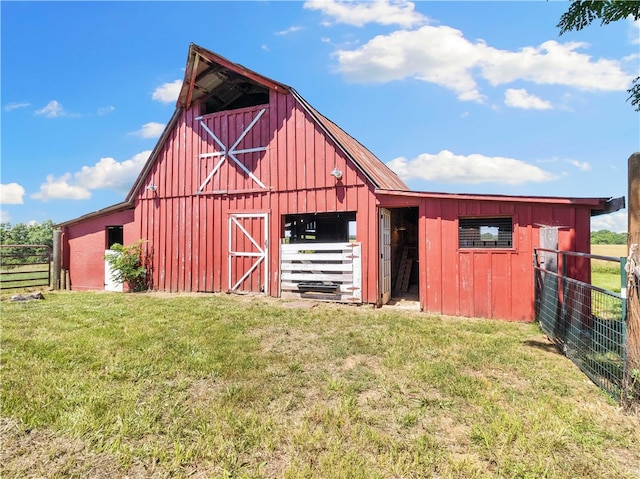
[1,292,639,479]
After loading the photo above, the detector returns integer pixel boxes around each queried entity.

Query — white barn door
[228,213,268,294]
[379,208,391,304]
[104,250,123,292]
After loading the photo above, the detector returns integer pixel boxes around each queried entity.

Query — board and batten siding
[415,198,592,321]
[62,209,135,291]
[133,90,380,302]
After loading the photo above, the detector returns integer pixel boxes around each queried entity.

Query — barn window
[284,212,356,243]
[106,226,123,248]
[459,217,513,249]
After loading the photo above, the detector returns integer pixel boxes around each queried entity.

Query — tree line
[590,229,627,245]
[1,221,55,249]
[0,221,55,265]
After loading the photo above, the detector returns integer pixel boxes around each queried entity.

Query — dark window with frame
[106,226,123,249]
[459,217,513,249]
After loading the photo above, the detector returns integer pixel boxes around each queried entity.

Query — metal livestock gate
[533,248,628,401]
[0,244,52,290]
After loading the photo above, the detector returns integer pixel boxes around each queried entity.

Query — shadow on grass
[522,339,562,354]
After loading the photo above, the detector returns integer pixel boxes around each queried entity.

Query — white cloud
[98,105,115,115]
[334,25,632,102]
[566,159,591,171]
[74,151,151,193]
[0,183,25,204]
[504,88,553,110]
[304,0,426,28]
[276,25,304,36]
[4,102,30,112]
[591,210,627,233]
[386,150,557,185]
[31,150,151,201]
[481,41,630,91]
[335,25,485,102]
[31,174,92,201]
[35,100,65,118]
[129,122,166,139]
[0,210,10,223]
[152,80,182,103]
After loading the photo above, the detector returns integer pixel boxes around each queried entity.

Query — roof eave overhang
[376,188,624,212]
[125,107,183,203]
[56,201,134,228]
[591,196,625,217]
[177,43,290,111]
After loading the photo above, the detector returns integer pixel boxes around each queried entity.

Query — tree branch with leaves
[557,0,640,111]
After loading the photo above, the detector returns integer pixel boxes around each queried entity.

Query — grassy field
[1,291,639,479]
[591,244,626,292]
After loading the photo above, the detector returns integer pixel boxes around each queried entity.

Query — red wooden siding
[132,90,380,302]
[58,44,613,323]
[61,209,135,291]
[412,197,593,321]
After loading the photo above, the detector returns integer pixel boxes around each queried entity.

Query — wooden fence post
[52,229,61,290]
[625,152,640,407]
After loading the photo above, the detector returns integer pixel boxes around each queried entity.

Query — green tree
[557,1,640,111]
[591,229,628,244]
[0,221,55,265]
[0,221,54,248]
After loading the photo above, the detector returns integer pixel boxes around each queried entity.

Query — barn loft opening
[196,60,270,116]
[284,212,357,243]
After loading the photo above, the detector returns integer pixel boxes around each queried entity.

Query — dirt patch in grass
[0,418,120,479]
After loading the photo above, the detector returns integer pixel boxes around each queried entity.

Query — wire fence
[534,248,630,402]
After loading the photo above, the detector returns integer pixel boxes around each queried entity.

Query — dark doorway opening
[106,226,123,249]
[389,207,419,301]
[283,212,356,243]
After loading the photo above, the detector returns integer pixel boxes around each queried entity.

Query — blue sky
[2,1,638,232]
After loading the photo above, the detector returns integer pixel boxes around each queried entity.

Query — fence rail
[0,244,52,290]
[280,242,362,303]
[534,248,627,401]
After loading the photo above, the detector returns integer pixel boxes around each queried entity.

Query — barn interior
[389,207,419,302]
[283,208,419,303]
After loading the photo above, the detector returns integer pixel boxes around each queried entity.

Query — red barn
[59,44,620,321]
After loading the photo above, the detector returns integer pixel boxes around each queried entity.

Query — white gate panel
[104,250,123,292]
[280,242,362,303]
